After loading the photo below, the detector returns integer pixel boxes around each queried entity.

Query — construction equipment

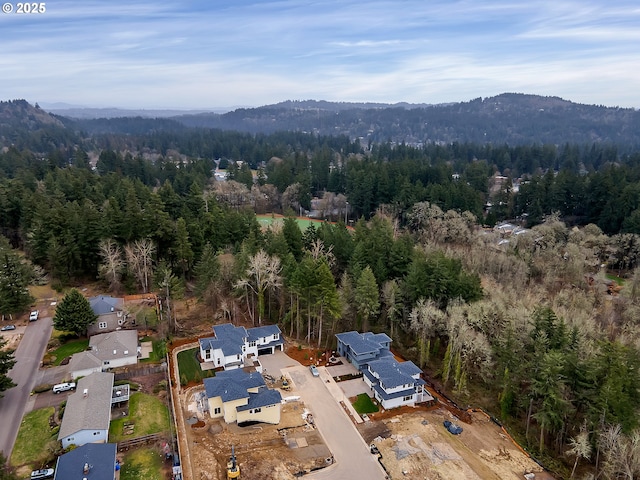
[281,375,291,391]
[227,445,240,479]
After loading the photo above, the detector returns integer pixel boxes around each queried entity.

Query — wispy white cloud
[0,0,638,108]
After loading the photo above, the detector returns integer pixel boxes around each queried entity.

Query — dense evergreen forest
[2,98,640,478]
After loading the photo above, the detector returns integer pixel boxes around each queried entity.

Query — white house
[69,330,138,379]
[363,357,433,410]
[58,372,114,449]
[199,323,283,372]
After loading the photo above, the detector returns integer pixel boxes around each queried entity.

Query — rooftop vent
[83,389,88,397]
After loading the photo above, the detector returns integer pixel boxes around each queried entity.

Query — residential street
[0,317,53,458]
[284,365,388,480]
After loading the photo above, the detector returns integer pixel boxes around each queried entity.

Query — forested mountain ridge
[170,93,640,147]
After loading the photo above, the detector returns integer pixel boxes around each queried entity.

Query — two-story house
[198,323,283,372]
[363,357,432,409]
[87,295,128,336]
[204,369,282,425]
[335,331,393,370]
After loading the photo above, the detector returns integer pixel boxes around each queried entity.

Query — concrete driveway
[284,365,387,480]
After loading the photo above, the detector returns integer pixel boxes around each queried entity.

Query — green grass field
[10,407,58,468]
[177,348,215,385]
[48,338,89,365]
[120,448,164,480]
[109,392,170,443]
[352,393,379,414]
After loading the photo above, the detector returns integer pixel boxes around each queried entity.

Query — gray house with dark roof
[198,323,283,372]
[58,372,114,448]
[87,295,128,336]
[335,331,393,370]
[54,443,118,480]
[204,369,282,424]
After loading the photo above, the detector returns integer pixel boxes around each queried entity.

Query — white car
[30,469,54,479]
[29,310,39,321]
[53,382,76,394]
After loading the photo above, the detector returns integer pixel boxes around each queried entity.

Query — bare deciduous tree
[125,238,155,293]
[98,238,125,292]
[235,250,282,326]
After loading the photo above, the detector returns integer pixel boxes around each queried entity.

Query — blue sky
[1,0,638,109]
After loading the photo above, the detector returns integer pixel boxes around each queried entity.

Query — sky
[1,0,639,110]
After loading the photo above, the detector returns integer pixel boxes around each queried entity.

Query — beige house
[204,369,282,425]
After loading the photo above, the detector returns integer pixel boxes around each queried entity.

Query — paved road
[0,317,53,458]
[285,365,388,480]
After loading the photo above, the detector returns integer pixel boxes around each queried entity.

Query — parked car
[52,382,76,394]
[309,364,319,377]
[30,469,54,479]
[29,310,39,321]
[0,325,16,331]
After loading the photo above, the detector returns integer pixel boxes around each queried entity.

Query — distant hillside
[0,99,78,151]
[172,93,640,147]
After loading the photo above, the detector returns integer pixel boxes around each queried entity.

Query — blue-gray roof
[336,331,391,355]
[89,295,123,315]
[204,369,266,402]
[236,387,282,412]
[247,325,282,342]
[199,323,248,357]
[54,443,117,480]
[366,358,421,389]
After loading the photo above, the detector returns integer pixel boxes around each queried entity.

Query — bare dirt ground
[181,391,331,480]
[362,408,552,480]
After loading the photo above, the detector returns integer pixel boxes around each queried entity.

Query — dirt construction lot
[173,349,553,480]
[362,409,551,480]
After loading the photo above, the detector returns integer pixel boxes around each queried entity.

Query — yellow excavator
[227,445,240,479]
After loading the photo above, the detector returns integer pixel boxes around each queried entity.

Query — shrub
[32,383,53,394]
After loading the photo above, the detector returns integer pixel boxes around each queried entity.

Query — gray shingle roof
[204,369,266,402]
[68,351,102,372]
[89,330,138,362]
[367,358,420,389]
[336,331,391,355]
[89,295,123,316]
[58,372,114,441]
[54,443,117,480]
[236,387,282,412]
[247,325,281,342]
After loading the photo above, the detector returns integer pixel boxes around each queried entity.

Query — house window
[403,395,412,401]
[250,408,262,414]
[249,341,256,347]
[118,319,124,325]
[214,407,221,415]
[274,333,279,340]
[93,431,100,436]
[237,354,240,359]
[104,361,110,365]
[98,322,107,329]
[117,311,123,317]
[217,358,221,365]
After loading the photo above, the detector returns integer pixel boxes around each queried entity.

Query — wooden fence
[117,432,165,450]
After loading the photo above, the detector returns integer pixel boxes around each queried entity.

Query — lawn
[120,448,164,480]
[109,392,170,443]
[141,338,167,363]
[177,348,214,385]
[48,338,89,365]
[10,407,58,468]
[352,393,379,414]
